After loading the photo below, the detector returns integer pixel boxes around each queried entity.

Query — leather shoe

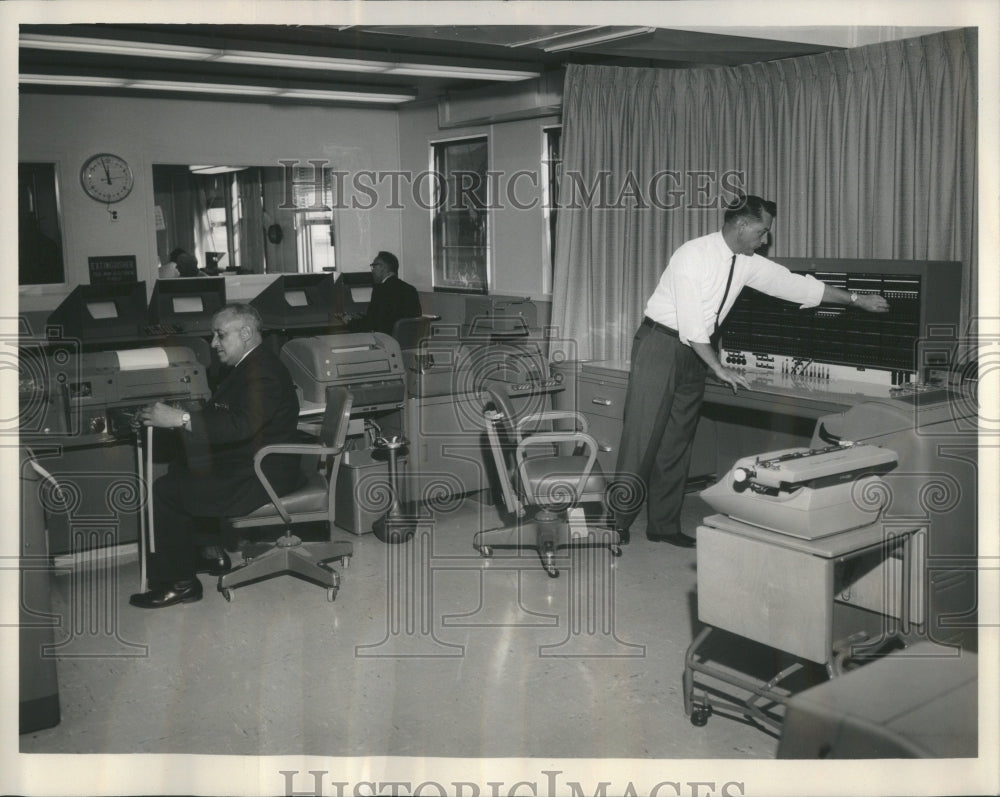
[196,550,232,576]
[647,532,696,548]
[129,579,203,609]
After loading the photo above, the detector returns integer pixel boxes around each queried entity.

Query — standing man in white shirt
[614,194,890,547]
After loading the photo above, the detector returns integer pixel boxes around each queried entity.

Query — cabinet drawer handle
[598,444,613,453]
[591,397,613,406]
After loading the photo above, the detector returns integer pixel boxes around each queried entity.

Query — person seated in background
[158,248,201,279]
[176,250,201,277]
[340,251,422,336]
[158,248,183,279]
[129,303,305,609]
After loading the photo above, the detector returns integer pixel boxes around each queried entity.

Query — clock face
[80,153,134,203]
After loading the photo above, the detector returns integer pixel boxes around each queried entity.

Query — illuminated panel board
[720,259,961,374]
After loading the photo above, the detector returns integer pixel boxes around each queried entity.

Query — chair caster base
[690,704,712,727]
[221,587,234,602]
[326,588,338,602]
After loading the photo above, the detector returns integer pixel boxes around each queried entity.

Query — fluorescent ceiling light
[20,33,538,81]
[216,50,389,72]
[19,73,128,88]
[384,64,538,81]
[278,88,415,103]
[126,79,277,96]
[543,27,656,52]
[19,73,415,103]
[20,33,211,60]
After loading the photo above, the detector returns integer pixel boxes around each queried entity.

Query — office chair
[391,314,441,374]
[475,388,623,577]
[218,385,354,602]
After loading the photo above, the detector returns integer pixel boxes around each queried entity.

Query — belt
[642,317,678,337]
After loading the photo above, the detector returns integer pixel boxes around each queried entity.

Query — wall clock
[80,153,134,203]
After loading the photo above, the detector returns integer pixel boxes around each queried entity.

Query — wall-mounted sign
[88,255,137,285]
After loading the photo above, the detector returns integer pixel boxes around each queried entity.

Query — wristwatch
[849,292,859,303]
[180,411,191,428]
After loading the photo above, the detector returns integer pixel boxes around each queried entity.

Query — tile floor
[20,493,786,764]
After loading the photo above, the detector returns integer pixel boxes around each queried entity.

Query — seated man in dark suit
[130,303,304,608]
[344,251,422,336]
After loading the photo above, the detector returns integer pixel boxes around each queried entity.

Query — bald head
[211,304,263,366]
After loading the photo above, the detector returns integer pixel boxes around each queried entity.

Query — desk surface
[579,359,931,419]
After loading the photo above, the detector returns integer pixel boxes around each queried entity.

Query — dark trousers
[614,323,707,535]
[147,462,296,583]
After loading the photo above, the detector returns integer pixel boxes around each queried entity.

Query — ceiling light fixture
[277,88,416,103]
[542,27,657,52]
[127,80,278,96]
[216,49,390,72]
[20,33,212,60]
[20,33,539,81]
[383,64,538,80]
[19,74,417,104]
[19,73,129,88]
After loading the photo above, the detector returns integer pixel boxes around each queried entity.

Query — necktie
[714,254,737,333]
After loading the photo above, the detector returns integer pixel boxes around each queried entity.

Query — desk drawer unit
[578,376,626,420]
[577,367,628,474]
[576,362,715,479]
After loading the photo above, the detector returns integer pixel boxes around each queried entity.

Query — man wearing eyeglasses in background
[338,250,422,336]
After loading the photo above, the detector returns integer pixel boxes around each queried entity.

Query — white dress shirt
[644,231,826,345]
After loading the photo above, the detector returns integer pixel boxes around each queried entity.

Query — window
[289,164,336,274]
[432,137,489,293]
[543,126,562,293]
[19,162,65,285]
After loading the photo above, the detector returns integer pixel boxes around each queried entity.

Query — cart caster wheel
[610,545,623,557]
[479,546,493,558]
[221,588,234,603]
[690,705,712,727]
[545,567,560,579]
[326,588,338,602]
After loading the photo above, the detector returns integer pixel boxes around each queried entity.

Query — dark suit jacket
[178,343,304,516]
[352,274,422,336]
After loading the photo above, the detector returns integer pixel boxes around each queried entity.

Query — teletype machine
[19,343,211,555]
[279,332,409,535]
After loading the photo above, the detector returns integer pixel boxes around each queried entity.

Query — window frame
[430,134,490,295]
[541,124,562,297]
[18,161,67,287]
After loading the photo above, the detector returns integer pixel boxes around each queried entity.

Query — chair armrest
[516,431,599,504]
[250,442,345,525]
[517,410,589,434]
